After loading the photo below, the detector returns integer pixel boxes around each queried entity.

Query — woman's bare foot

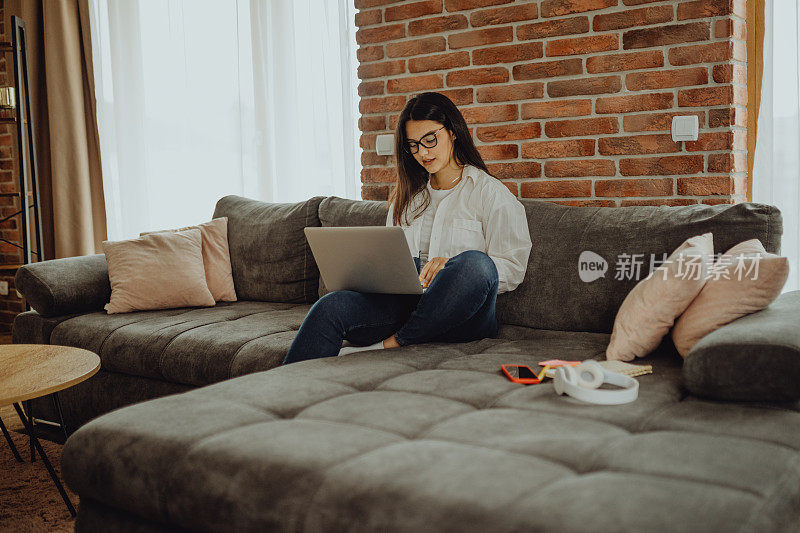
[382,334,401,348]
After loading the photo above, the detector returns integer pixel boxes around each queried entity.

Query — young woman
[283,92,532,365]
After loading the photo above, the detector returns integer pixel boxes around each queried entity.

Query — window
[89,0,360,239]
[753,0,800,291]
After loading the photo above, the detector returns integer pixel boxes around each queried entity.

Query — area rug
[0,404,77,532]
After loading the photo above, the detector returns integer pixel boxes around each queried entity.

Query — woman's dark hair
[388,92,489,226]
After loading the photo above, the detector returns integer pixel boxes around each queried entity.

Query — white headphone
[553,360,639,405]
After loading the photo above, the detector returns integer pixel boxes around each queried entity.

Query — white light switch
[671,115,699,142]
[376,134,395,156]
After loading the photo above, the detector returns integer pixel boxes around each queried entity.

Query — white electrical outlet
[376,134,395,156]
[671,115,699,142]
[0,281,8,296]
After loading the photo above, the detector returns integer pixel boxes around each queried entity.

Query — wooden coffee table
[0,344,100,517]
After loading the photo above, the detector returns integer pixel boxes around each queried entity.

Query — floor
[0,403,77,532]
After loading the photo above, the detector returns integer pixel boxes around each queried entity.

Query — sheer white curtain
[753,0,800,292]
[89,0,360,240]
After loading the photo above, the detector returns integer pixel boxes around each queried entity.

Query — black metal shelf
[1,17,43,270]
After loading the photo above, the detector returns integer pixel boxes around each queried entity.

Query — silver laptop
[304,226,426,294]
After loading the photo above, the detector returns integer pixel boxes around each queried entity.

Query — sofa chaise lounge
[12,195,800,531]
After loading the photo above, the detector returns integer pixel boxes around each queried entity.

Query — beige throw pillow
[606,233,714,362]
[103,229,216,314]
[142,218,237,302]
[671,239,789,357]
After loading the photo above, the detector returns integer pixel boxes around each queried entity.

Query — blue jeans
[282,250,500,365]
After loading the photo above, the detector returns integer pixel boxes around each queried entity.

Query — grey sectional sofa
[13,195,800,532]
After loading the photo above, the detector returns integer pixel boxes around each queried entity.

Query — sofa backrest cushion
[496,201,783,333]
[317,196,388,298]
[311,197,782,334]
[213,195,325,303]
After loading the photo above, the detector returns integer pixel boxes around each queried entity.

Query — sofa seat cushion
[49,301,312,387]
[63,336,800,532]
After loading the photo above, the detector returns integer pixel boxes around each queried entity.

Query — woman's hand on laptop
[419,257,450,288]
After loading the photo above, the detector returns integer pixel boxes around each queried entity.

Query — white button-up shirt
[386,164,532,294]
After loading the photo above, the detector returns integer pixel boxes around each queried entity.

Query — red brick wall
[356,0,747,207]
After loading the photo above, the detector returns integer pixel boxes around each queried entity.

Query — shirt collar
[462,164,478,185]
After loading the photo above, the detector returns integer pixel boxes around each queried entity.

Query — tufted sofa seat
[12,301,316,428]
[44,302,313,386]
[63,331,800,532]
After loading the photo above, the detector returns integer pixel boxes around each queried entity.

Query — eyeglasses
[405,126,445,154]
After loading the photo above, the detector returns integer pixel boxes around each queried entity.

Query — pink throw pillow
[606,233,714,361]
[103,229,216,314]
[142,218,237,302]
[671,239,789,357]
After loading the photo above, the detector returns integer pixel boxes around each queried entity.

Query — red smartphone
[501,364,548,385]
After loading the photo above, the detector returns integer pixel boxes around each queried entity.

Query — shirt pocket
[452,218,485,251]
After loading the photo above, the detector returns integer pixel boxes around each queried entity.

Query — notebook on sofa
[542,360,653,379]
